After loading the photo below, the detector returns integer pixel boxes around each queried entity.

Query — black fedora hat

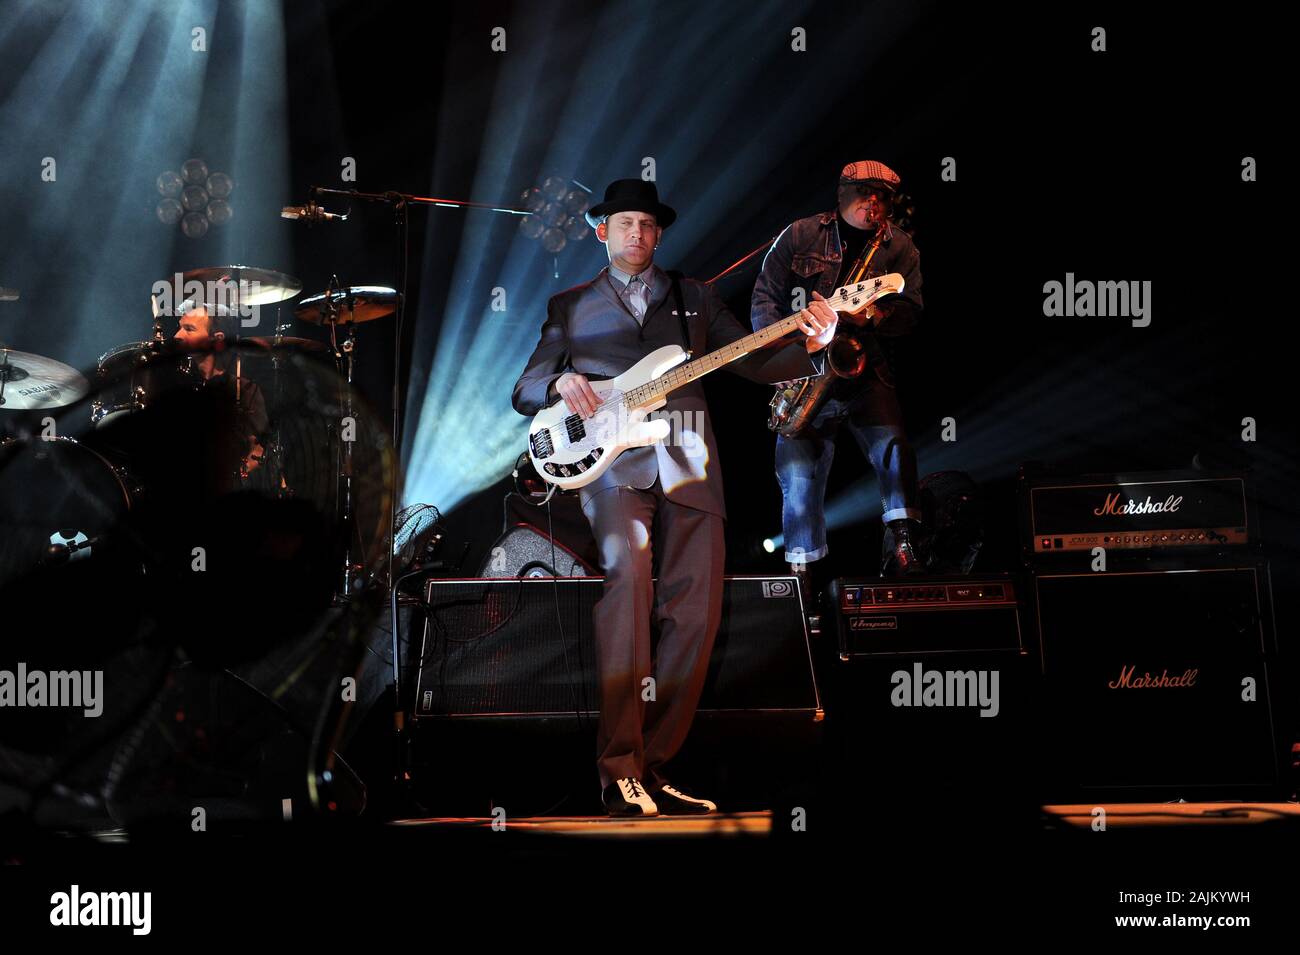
[584,179,677,229]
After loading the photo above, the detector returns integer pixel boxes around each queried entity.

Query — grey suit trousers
[581,478,725,791]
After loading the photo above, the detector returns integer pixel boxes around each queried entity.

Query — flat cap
[839,160,901,192]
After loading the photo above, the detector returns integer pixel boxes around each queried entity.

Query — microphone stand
[323,272,359,601]
[302,184,531,794]
[268,306,294,499]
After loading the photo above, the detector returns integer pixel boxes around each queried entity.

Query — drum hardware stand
[147,289,172,387]
[325,274,361,602]
[0,343,14,407]
[149,288,166,344]
[266,307,295,498]
[301,184,532,786]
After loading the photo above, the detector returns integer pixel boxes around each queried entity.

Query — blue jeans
[775,383,920,564]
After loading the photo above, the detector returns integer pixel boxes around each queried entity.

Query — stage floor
[391,801,1300,835]
[1043,802,1300,827]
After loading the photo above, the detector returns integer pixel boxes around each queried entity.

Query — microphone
[280,201,347,224]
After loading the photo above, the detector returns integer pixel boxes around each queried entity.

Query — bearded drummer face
[173,307,224,351]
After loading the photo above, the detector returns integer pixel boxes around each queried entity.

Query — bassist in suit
[512,179,837,816]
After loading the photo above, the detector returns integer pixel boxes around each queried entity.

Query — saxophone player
[750,161,926,594]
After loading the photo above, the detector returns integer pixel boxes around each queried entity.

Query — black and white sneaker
[603,777,659,817]
[651,784,717,815]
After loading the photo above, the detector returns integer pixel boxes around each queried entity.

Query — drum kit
[0,265,399,600]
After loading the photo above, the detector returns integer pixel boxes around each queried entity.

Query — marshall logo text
[1093,492,1183,517]
[1108,665,1199,689]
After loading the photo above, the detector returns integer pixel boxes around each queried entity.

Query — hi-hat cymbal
[180,265,303,306]
[295,286,399,326]
[0,347,89,410]
[240,335,327,353]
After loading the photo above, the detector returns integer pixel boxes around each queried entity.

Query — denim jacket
[750,210,923,389]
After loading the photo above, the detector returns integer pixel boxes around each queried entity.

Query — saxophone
[767,232,884,437]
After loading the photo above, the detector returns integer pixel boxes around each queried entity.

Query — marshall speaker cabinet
[1018,465,1280,797]
[1031,562,1281,798]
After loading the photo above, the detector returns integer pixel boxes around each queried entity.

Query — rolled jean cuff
[784,544,828,565]
[882,507,922,523]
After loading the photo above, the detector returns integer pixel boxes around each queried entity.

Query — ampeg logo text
[850,617,898,631]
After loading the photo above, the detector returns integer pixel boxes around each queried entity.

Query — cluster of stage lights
[155,159,236,240]
[518,176,592,253]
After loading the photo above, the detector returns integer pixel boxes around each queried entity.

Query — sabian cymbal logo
[1107,665,1198,689]
[1093,492,1182,516]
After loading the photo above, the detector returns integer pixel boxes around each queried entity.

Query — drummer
[173,300,269,479]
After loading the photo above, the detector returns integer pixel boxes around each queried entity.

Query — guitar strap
[667,270,692,359]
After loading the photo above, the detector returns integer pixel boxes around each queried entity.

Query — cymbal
[295,286,399,326]
[240,335,328,353]
[0,347,89,410]
[180,265,303,306]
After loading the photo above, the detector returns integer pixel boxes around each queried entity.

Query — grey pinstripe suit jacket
[512,265,817,518]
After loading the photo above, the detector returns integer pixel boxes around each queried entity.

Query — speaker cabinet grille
[1033,563,1279,795]
[413,576,820,718]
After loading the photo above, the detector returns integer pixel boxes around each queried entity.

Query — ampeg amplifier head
[829,574,1022,659]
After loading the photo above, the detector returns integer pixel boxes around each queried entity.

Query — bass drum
[0,435,137,589]
[0,434,150,760]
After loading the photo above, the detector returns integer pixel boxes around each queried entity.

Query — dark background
[0,0,1295,925]
[1,1,1293,650]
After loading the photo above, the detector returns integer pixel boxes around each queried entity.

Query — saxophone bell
[826,330,867,378]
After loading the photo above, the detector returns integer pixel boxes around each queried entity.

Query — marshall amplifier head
[1017,465,1257,565]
